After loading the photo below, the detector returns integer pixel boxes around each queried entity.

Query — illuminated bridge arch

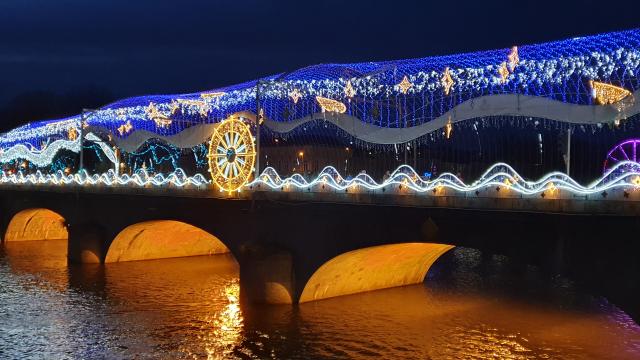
[299,243,454,303]
[4,208,68,242]
[105,220,230,263]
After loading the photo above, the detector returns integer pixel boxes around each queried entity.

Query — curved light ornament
[603,139,640,174]
[207,117,256,192]
[590,81,632,105]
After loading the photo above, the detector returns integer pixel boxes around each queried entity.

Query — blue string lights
[2,28,640,196]
[1,28,639,151]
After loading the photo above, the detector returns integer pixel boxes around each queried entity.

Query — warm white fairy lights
[507,46,519,72]
[344,80,356,98]
[117,120,133,136]
[441,68,454,95]
[498,62,510,84]
[316,96,347,113]
[445,117,453,139]
[590,80,632,105]
[200,91,226,100]
[397,76,413,94]
[289,89,302,104]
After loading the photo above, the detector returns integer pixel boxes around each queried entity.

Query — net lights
[1,29,640,150]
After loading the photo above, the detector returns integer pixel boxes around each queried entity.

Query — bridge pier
[237,244,295,304]
[67,223,105,264]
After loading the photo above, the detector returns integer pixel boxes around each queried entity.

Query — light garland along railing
[0,168,209,188]
[2,161,640,199]
[248,161,640,198]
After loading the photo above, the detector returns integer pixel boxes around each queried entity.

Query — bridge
[2,29,640,318]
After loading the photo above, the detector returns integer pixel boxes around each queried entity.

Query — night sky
[1,0,639,129]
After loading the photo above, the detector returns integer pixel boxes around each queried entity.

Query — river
[1,240,639,359]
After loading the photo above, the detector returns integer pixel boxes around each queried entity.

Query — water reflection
[1,242,640,359]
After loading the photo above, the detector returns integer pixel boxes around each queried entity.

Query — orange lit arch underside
[300,243,454,303]
[105,220,230,263]
[4,208,67,242]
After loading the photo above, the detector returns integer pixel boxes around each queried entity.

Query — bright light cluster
[0,168,209,187]
[0,137,80,166]
[0,132,116,167]
[249,161,640,197]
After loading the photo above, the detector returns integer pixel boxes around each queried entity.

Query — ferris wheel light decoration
[603,139,640,174]
[207,117,256,192]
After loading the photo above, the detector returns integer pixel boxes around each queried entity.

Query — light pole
[255,81,261,177]
[79,108,98,174]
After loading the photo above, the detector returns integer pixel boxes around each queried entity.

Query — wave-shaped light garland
[0,168,209,187]
[3,161,640,198]
[248,161,640,197]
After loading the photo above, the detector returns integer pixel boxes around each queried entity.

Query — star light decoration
[445,116,453,139]
[344,80,356,98]
[397,76,413,94]
[117,120,133,136]
[441,67,454,95]
[67,127,78,141]
[507,46,519,72]
[289,89,302,104]
[498,62,510,84]
[146,102,172,128]
[316,96,347,113]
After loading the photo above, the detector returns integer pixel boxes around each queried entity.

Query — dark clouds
[1,0,639,106]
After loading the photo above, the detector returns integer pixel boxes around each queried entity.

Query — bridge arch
[299,243,454,303]
[4,208,68,242]
[105,220,230,263]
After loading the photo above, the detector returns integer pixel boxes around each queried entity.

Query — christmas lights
[289,89,302,104]
[441,68,454,95]
[445,117,453,139]
[2,28,640,179]
[498,62,509,84]
[2,28,640,150]
[247,160,640,197]
[344,80,356,98]
[117,121,133,136]
[207,117,256,192]
[590,81,632,105]
[507,46,519,72]
[316,96,347,113]
[397,76,413,94]
[3,158,640,200]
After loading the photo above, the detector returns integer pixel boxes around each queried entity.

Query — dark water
[1,240,640,359]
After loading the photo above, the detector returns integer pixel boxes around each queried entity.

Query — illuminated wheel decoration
[207,117,256,191]
[603,139,640,174]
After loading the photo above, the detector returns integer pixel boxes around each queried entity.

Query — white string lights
[4,160,639,201]
[248,160,640,197]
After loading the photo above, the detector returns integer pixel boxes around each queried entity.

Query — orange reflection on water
[195,280,245,360]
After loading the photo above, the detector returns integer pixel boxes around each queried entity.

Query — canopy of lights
[1,28,640,195]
